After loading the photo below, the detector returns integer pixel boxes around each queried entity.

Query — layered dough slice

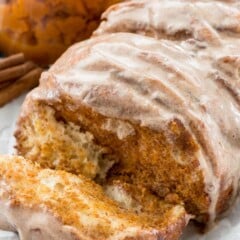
[0,155,189,240]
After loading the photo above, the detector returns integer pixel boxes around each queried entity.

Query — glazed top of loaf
[29,32,240,222]
[94,0,240,45]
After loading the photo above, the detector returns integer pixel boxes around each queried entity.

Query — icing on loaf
[16,32,240,225]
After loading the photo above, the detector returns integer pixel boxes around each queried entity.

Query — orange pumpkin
[0,0,121,66]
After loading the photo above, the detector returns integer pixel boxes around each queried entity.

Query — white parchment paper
[0,94,240,240]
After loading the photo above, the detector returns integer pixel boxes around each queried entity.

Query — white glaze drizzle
[95,0,240,46]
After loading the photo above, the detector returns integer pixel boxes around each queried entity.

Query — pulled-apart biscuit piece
[0,155,189,240]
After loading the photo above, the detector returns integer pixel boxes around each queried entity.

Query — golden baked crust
[15,31,240,228]
[0,155,189,240]
[0,0,122,65]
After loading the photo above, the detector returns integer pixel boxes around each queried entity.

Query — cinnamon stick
[0,80,15,90]
[0,53,25,70]
[0,61,36,83]
[0,67,43,107]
